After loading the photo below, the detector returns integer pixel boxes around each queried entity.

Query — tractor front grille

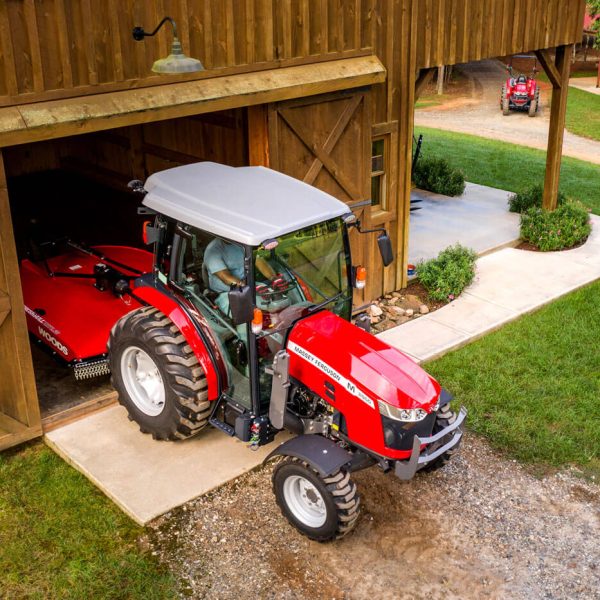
[381,411,436,450]
[73,358,110,380]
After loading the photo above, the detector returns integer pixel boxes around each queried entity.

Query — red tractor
[501,64,540,117]
[21,163,465,541]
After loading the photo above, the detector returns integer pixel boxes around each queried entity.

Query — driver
[204,237,277,318]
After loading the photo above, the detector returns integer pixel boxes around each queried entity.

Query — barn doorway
[5,109,248,428]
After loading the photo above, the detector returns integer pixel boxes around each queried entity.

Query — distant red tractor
[501,64,540,117]
[20,163,465,541]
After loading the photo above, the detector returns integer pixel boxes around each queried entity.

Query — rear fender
[132,285,219,400]
[265,435,353,477]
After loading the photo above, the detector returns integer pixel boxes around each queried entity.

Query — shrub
[508,184,567,213]
[520,201,591,251]
[413,157,466,197]
[417,244,477,303]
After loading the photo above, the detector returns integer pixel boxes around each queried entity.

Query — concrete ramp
[45,405,290,525]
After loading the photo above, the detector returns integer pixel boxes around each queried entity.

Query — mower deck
[21,245,152,364]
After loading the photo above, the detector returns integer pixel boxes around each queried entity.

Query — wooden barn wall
[3,109,248,186]
[0,0,373,107]
[415,0,586,69]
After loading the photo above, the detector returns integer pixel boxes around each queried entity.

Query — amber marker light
[355,266,367,289]
[251,308,263,334]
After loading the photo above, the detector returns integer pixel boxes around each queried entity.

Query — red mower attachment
[21,239,153,379]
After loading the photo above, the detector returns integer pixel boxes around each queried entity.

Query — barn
[0,0,586,450]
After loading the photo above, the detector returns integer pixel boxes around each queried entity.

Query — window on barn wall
[371,137,386,209]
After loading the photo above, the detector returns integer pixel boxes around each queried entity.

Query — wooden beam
[542,44,573,211]
[414,68,436,101]
[535,48,561,89]
[0,290,9,328]
[0,56,386,148]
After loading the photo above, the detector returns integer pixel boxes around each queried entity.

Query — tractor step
[209,416,235,436]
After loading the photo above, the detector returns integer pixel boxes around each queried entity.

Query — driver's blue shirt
[204,238,245,294]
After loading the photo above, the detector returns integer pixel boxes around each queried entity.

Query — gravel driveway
[148,434,600,599]
[415,59,600,165]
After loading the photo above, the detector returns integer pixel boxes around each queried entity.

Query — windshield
[253,217,351,405]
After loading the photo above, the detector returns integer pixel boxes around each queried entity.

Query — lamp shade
[151,38,204,74]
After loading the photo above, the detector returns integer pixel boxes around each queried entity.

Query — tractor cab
[138,162,390,428]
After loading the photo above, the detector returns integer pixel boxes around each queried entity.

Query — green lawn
[427,280,600,478]
[565,86,600,142]
[415,126,600,214]
[0,443,176,599]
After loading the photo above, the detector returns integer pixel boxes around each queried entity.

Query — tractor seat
[201,263,220,302]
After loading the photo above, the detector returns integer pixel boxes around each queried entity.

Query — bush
[413,157,466,197]
[520,201,591,251]
[417,244,477,303]
[508,184,567,213]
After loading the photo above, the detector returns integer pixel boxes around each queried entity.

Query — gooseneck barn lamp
[132,16,204,74]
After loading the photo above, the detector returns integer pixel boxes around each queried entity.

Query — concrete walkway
[45,406,291,525]
[409,182,519,264]
[380,214,600,363]
[45,215,600,525]
[569,76,600,96]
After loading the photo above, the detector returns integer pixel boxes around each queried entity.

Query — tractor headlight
[377,400,428,422]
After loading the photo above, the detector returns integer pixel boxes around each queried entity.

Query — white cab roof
[142,162,349,246]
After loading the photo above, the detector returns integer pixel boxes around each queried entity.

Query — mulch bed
[369,280,447,334]
[516,238,588,252]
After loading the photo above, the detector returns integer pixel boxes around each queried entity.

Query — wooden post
[437,66,445,95]
[536,45,573,211]
[247,105,270,167]
[0,149,42,450]
[395,0,420,290]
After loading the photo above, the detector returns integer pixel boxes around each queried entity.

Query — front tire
[109,307,212,440]
[272,457,360,542]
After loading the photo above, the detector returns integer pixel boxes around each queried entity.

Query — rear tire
[109,306,212,440]
[420,403,461,473]
[272,457,360,542]
[528,98,538,117]
[502,97,510,116]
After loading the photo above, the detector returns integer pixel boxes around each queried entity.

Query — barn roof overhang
[0,56,386,148]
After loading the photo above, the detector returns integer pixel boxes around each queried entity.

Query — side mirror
[228,285,254,326]
[377,232,394,267]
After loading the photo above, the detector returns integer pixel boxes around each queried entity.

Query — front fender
[264,434,353,477]
[132,285,220,401]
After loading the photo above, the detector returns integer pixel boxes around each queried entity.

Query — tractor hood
[287,310,440,412]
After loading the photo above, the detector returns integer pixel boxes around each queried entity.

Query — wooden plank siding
[415,0,584,69]
[0,1,584,108]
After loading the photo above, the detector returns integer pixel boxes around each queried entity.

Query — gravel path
[148,434,600,599]
[415,59,600,165]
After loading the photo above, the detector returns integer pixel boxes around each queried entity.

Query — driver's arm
[213,269,244,287]
[256,256,276,280]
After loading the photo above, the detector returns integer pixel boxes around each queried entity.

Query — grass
[427,280,600,478]
[415,126,600,215]
[0,443,176,599]
[564,86,600,142]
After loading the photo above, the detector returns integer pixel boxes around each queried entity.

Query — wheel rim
[120,346,166,417]
[282,474,327,528]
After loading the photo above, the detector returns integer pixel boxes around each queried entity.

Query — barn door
[0,150,42,451]
[268,90,374,305]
